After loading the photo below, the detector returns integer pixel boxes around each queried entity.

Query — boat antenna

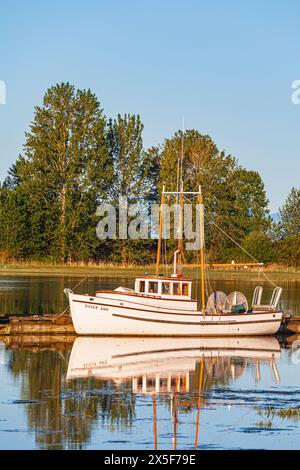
[180,116,184,189]
[176,116,185,203]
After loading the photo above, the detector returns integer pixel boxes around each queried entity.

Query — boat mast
[178,123,185,274]
[156,185,165,275]
[198,186,205,314]
[178,182,184,273]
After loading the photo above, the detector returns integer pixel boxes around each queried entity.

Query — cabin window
[162,282,171,294]
[149,281,158,294]
[139,281,145,293]
[173,283,181,295]
[182,283,189,296]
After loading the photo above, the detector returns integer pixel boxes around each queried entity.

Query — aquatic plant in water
[258,406,300,422]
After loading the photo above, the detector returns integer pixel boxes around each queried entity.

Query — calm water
[0,274,299,316]
[0,275,300,450]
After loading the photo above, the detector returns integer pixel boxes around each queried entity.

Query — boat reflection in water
[67,336,281,449]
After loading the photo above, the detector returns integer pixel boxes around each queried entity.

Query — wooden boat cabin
[134,275,192,300]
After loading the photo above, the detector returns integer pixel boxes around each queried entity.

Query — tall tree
[106,114,158,264]
[8,83,112,261]
[107,114,156,202]
[158,130,270,261]
[0,156,32,259]
[279,187,300,236]
[274,187,300,266]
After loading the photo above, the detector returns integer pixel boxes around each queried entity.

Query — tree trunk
[59,133,68,263]
[60,183,66,262]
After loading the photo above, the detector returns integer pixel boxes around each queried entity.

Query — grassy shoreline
[0,262,300,280]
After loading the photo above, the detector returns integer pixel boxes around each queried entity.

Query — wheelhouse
[134,276,192,300]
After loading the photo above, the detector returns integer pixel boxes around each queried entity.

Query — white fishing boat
[65,186,283,336]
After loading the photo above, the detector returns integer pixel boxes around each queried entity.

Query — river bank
[0,262,300,281]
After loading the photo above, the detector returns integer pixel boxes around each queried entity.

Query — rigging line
[211,219,263,264]
[211,221,278,288]
[188,199,277,288]
[51,304,70,321]
[72,277,88,292]
[51,276,88,321]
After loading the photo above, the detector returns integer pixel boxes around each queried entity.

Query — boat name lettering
[83,361,107,367]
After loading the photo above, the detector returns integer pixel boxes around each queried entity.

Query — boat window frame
[139,280,146,293]
[148,281,159,294]
[172,282,181,296]
[161,282,171,295]
[182,283,190,296]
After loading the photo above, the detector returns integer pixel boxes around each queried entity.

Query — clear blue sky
[0,0,299,212]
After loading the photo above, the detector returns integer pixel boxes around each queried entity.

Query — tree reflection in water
[6,337,273,449]
[7,346,136,449]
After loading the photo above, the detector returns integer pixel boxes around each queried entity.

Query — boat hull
[68,293,283,336]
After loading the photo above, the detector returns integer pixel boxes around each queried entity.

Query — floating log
[0,325,10,335]
[286,316,300,334]
[0,314,75,335]
[286,334,300,346]
[1,334,75,350]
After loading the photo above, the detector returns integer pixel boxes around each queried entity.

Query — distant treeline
[0,83,299,265]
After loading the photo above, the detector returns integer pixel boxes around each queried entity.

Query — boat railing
[253,286,282,311]
[252,286,263,307]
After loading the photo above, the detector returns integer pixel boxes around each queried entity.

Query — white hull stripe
[73,299,280,318]
[112,313,280,326]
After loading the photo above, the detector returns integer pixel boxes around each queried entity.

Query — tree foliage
[0,84,297,265]
[273,187,300,265]
[105,114,158,264]
[2,83,112,261]
[158,130,270,261]
[279,187,300,236]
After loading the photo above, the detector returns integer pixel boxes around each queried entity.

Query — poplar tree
[158,129,270,261]
[274,187,300,265]
[106,114,158,264]
[279,187,300,236]
[8,83,112,261]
